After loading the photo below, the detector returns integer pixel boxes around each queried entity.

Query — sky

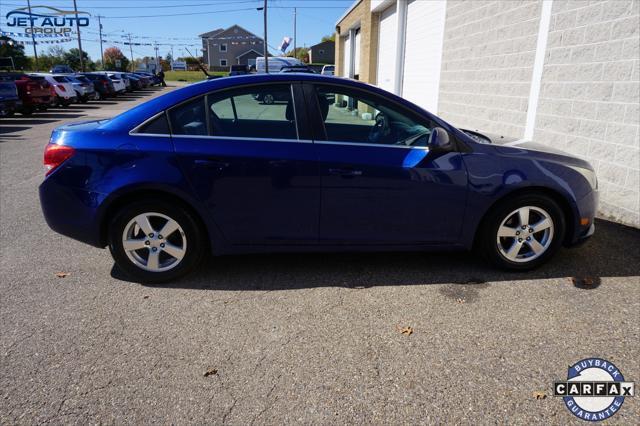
[0,0,353,61]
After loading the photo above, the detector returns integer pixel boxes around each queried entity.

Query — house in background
[200,25,264,70]
[336,0,640,228]
[309,40,335,64]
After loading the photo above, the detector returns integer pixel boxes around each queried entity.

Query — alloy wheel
[122,212,187,272]
[496,206,554,263]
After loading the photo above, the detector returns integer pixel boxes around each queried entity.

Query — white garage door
[402,0,446,112]
[376,4,397,93]
[353,29,361,78]
[342,34,351,77]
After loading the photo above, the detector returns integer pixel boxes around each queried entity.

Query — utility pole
[126,33,134,71]
[154,42,159,73]
[263,0,268,73]
[97,15,104,70]
[72,0,85,71]
[293,7,296,60]
[26,0,38,70]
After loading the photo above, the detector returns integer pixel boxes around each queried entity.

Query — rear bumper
[39,178,105,248]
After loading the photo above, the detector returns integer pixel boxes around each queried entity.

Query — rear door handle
[194,158,230,170]
[328,168,363,177]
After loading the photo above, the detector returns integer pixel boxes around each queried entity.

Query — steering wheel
[368,112,389,144]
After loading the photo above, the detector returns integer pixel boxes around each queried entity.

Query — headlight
[572,166,598,189]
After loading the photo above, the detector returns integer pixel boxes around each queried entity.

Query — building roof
[236,49,263,59]
[310,40,334,50]
[335,0,362,26]
[198,28,224,38]
[199,24,261,40]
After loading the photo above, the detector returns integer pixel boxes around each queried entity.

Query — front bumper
[566,189,598,247]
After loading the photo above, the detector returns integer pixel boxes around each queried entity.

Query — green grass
[165,70,228,82]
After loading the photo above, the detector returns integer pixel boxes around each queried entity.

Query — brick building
[335,0,639,227]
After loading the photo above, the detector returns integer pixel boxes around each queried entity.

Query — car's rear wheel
[478,194,565,270]
[263,94,274,105]
[108,200,206,283]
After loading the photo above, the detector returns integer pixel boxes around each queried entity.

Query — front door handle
[328,168,363,177]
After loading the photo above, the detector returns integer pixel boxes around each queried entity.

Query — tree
[166,52,173,64]
[103,46,130,71]
[0,36,30,70]
[63,48,94,71]
[321,34,336,43]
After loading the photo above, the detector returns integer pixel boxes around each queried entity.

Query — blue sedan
[39,74,598,283]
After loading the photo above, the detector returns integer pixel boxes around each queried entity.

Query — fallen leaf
[143,295,149,299]
[55,272,70,278]
[396,325,413,336]
[571,276,595,286]
[456,298,465,304]
[533,391,546,400]
[204,368,218,377]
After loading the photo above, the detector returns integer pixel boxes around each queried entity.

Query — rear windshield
[28,75,46,81]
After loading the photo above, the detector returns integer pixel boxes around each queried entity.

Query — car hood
[472,131,594,170]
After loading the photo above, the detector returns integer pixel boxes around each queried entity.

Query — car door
[306,83,468,245]
[169,82,320,245]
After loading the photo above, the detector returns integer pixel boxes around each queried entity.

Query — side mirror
[429,127,453,151]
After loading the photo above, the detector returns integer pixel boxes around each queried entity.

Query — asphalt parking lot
[1,85,639,424]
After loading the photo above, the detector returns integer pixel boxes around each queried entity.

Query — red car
[1,73,51,115]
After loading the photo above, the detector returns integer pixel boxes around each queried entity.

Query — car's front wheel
[479,194,565,270]
[108,200,206,283]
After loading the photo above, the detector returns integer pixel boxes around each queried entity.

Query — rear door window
[207,84,298,140]
[168,96,207,136]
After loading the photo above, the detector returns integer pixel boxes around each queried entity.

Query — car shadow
[0,127,31,138]
[110,219,640,291]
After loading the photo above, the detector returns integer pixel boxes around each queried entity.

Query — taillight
[44,144,75,176]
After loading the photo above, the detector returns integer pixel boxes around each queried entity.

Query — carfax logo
[6,5,90,35]
[554,358,634,421]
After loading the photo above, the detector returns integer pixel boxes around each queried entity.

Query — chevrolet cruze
[39,74,598,283]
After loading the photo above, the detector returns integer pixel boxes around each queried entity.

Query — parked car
[108,72,134,91]
[63,75,96,103]
[279,65,315,73]
[256,56,303,73]
[0,78,20,117]
[39,74,598,283]
[70,75,98,101]
[229,64,249,76]
[50,64,74,74]
[321,65,335,76]
[1,73,51,115]
[91,72,126,94]
[33,74,76,106]
[132,73,151,88]
[79,73,116,100]
[124,73,143,90]
[135,71,160,86]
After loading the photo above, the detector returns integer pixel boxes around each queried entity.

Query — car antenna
[184,47,212,79]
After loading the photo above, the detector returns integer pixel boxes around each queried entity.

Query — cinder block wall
[438,0,543,137]
[534,0,639,226]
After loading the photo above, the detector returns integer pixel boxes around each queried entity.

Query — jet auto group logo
[554,358,635,421]
[5,5,90,36]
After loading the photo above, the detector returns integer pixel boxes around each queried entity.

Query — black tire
[108,200,206,283]
[37,105,48,111]
[477,193,565,271]
[19,106,34,116]
[262,94,274,105]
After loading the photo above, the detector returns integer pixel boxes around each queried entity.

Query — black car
[79,73,116,100]
[279,65,315,73]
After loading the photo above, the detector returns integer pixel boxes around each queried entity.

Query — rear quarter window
[136,113,170,135]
